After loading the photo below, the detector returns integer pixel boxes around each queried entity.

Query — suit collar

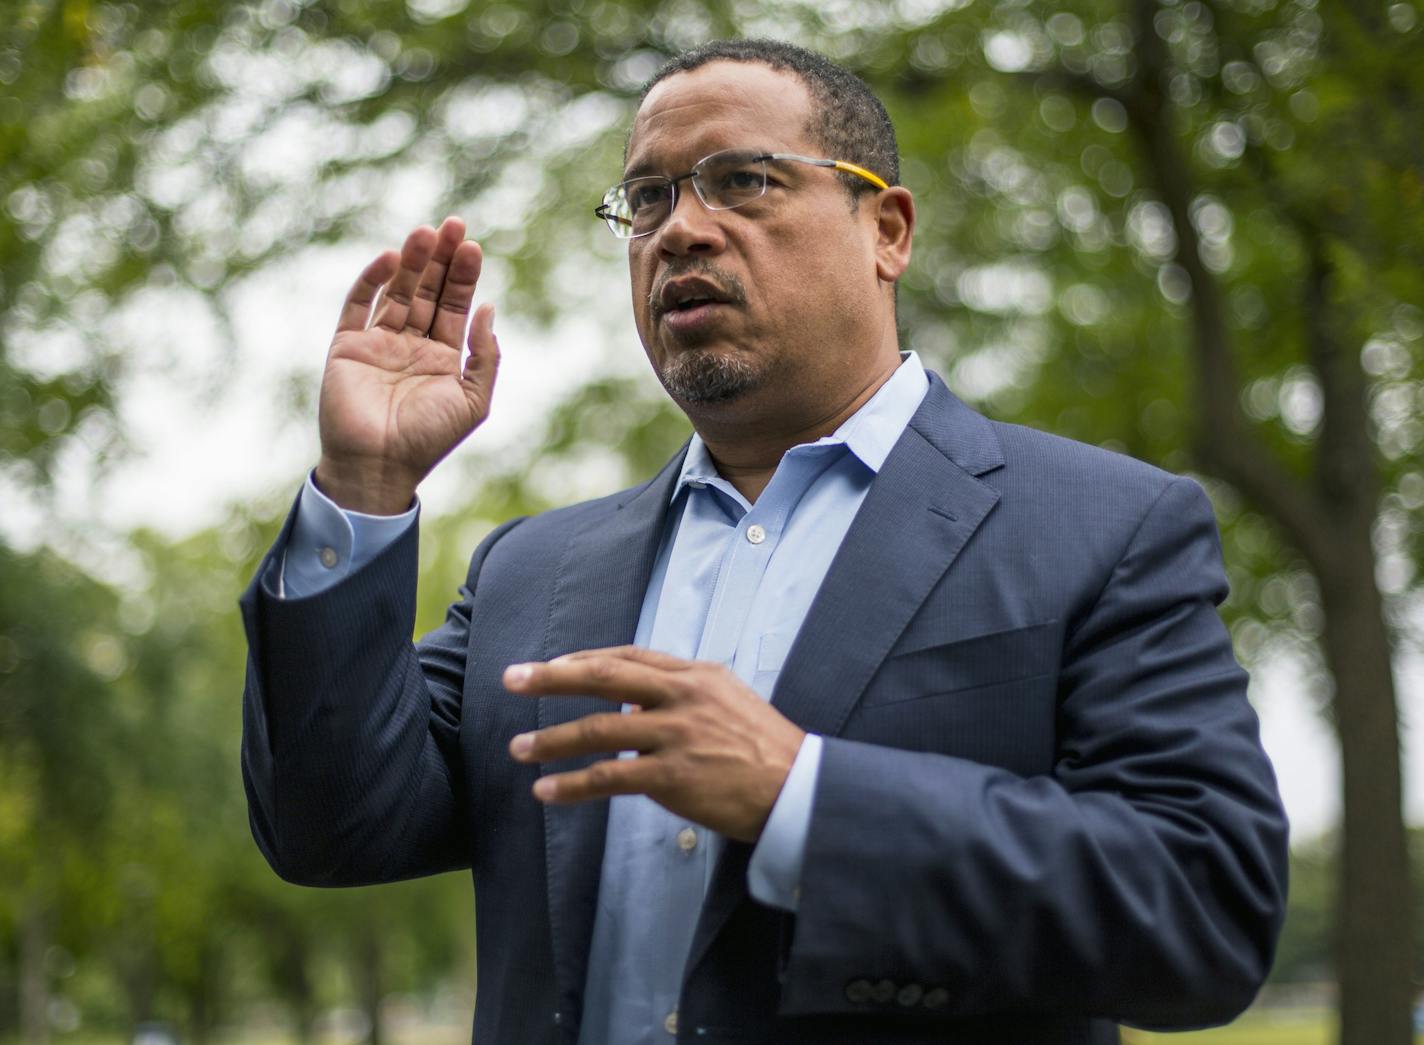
[675,351,934,496]
[913,369,1005,478]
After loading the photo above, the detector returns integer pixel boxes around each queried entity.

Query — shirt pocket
[749,631,792,701]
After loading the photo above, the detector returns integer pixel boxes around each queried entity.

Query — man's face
[623,61,887,415]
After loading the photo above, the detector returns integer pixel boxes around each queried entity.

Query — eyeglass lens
[601,151,769,238]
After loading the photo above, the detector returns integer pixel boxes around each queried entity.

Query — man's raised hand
[315,217,499,514]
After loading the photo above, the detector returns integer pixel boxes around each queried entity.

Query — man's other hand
[504,647,807,843]
[315,217,499,514]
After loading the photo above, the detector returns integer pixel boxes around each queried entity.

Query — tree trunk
[1113,3,1417,1042]
[1299,234,1417,1045]
[1317,540,1415,1045]
[278,931,317,1044]
[187,939,222,1045]
[115,927,157,1036]
[357,921,383,1045]
[18,905,48,1045]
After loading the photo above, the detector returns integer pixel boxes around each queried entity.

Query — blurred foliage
[1,0,1421,1039]
[6,0,1417,651]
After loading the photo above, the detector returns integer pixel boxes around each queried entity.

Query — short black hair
[639,39,900,202]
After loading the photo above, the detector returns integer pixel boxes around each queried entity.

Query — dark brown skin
[310,61,916,840]
[626,61,914,502]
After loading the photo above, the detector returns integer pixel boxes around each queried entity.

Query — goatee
[657,349,761,404]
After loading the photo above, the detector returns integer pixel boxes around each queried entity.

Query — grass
[1128,1017,1329,1044]
[1127,1009,1424,1044]
[31,1010,1424,1044]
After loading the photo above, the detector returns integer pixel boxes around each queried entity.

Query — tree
[0,543,130,1044]
[3,1,1419,1041]
[856,3,1420,1041]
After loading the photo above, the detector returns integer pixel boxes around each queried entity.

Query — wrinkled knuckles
[585,761,617,790]
[586,658,619,683]
[575,717,604,746]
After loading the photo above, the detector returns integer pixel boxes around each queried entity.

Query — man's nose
[656,186,726,256]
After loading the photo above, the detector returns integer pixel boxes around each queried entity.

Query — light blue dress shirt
[280,352,929,1043]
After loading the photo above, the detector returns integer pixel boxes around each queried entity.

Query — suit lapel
[540,448,686,1027]
[770,373,1003,736]
[687,373,1005,973]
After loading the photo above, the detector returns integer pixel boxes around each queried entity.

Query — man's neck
[692,355,903,503]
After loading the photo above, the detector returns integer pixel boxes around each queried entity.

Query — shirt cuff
[278,472,418,599]
[747,733,823,912]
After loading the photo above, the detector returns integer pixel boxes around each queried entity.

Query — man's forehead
[624,61,815,173]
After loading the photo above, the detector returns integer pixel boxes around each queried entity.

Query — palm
[314,218,499,513]
[322,327,488,474]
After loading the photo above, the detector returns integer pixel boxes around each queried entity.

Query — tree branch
[1120,0,1332,567]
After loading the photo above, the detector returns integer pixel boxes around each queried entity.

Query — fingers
[552,646,694,671]
[429,238,484,347]
[335,250,399,333]
[503,652,684,708]
[509,710,663,765]
[403,216,467,337]
[530,756,665,804]
[370,225,438,332]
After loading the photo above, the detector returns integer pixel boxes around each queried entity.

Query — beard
[646,260,762,404]
[656,346,763,404]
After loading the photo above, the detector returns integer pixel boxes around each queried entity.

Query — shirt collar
[673,351,929,501]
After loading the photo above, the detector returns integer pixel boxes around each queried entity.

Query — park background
[1,0,1421,1042]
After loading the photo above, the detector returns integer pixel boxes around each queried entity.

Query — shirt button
[676,826,698,853]
[663,1009,679,1034]
[318,546,339,569]
[746,524,766,545]
[922,986,950,1010]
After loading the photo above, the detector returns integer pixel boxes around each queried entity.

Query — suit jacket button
[871,979,896,1004]
[922,986,950,1010]
[844,978,873,1004]
[896,983,924,1007]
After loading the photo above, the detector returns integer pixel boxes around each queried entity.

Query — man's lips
[655,275,736,319]
[660,300,729,333]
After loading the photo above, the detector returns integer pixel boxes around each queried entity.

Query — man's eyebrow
[621,148,778,182]
[621,159,657,180]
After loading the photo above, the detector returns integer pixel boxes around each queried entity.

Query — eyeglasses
[595,148,889,239]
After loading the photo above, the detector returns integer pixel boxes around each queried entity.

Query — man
[240,39,1288,1045]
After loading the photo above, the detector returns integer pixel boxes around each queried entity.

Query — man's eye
[629,185,670,211]
[720,169,762,191]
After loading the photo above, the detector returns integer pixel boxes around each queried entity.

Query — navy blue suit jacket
[240,373,1289,1044]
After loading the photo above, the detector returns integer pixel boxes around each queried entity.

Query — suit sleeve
[780,477,1289,1028]
[239,496,524,887]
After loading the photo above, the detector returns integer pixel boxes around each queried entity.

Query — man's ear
[873,186,915,285]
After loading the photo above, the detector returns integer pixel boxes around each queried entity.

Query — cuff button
[844,978,873,1004]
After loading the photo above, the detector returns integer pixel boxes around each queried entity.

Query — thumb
[463,302,499,395]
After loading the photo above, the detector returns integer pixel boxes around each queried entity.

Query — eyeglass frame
[594,149,890,239]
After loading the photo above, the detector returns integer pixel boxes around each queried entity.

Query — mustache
[649,260,748,316]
